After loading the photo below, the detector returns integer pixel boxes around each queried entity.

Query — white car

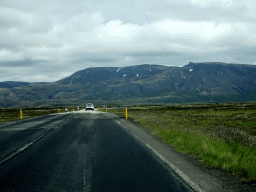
[86,103,94,111]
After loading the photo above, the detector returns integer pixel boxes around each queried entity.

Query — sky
[1,0,256,82]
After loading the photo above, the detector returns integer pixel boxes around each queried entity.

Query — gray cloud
[1,0,256,82]
[0,58,45,67]
[0,43,18,51]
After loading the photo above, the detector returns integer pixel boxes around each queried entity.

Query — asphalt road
[0,113,73,162]
[0,110,194,192]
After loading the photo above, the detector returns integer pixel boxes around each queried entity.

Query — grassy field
[109,103,256,185]
[0,106,80,121]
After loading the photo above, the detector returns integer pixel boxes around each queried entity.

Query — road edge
[116,119,205,192]
[0,128,54,165]
[0,113,74,166]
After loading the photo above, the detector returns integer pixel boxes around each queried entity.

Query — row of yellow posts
[20,109,22,120]
[100,107,128,119]
[19,107,127,120]
[19,108,70,120]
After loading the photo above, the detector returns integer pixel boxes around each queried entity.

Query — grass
[0,106,80,121]
[109,103,256,185]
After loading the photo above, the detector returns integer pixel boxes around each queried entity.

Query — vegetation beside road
[0,107,79,121]
[109,103,256,185]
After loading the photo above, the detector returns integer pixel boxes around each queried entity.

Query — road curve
[0,110,194,192]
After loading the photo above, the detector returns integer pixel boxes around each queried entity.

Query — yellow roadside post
[20,109,22,120]
[125,108,128,119]
[58,108,60,113]
[106,108,107,112]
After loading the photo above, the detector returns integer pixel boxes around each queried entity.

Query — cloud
[0,58,45,67]
[1,0,256,82]
[0,6,53,33]
[191,0,233,8]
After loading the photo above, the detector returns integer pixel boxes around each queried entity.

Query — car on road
[86,103,94,111]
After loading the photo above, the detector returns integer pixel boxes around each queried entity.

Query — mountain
[1,62,256,108]
[57,64,169,85]
[0,81,31,89]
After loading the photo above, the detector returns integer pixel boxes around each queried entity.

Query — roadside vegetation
[0,106,79,121]
[109,103,256,185]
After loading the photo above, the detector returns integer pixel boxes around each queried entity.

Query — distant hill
[1,62,256,108]
[0,81,31,89]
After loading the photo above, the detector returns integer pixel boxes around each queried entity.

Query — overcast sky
[1,0,256,82]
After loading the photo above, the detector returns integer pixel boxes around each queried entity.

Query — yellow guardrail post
[58,108,60,113]
[125,108,128,119]
[20,109,22,120]
[106,108,107,112]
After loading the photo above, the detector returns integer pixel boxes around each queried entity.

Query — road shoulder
[105,112,255,192]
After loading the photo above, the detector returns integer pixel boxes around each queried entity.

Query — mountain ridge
[1,62,256,108]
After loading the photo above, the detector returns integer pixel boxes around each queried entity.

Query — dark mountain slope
[1,62,256,108]
[56,64,170,85]
[180,62,256,96]
[0,81,31,89]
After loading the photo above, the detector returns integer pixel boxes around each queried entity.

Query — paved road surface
[0,110,194,192]
[0,113,73,162]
